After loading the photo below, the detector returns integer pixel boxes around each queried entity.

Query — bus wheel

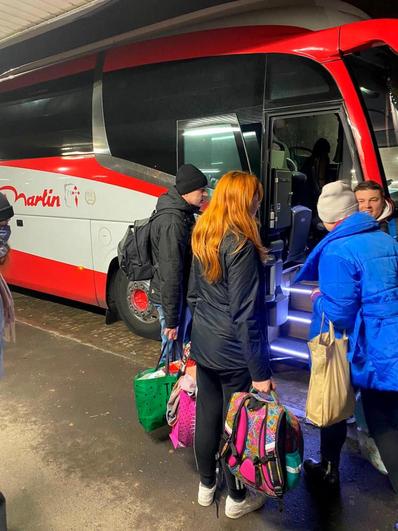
[114,268,160,340]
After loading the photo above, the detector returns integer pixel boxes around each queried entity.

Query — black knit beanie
[175,164,208,195]
[0,193,14,221]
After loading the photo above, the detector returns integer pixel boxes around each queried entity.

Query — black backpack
[117,209,185,281]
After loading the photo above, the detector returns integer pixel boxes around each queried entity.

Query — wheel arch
[106,256,120,313]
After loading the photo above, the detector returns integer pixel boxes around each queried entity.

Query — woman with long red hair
[188,171,274,519]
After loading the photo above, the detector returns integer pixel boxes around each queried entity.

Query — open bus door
[263,104,362,362]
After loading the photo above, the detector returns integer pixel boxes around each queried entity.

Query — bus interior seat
[291,170,307,206]
[285,205,312,264]
[266,204,311,327]
[270,149,286,169]
[307,138,331,191]
[265,239,289,326]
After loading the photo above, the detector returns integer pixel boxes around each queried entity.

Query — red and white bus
[0,3,396,349]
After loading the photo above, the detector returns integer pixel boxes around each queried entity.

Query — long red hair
[192,171,267,283]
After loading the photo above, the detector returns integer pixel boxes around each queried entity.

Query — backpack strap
[219,393,252,459]
[263,405,285,497]
[152,208,189,224]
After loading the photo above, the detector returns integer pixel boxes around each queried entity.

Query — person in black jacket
[149,164,207,361]
[188,170,274,519]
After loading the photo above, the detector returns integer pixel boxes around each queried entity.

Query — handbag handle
[250,388,280,404]
[317,313,335,346]
[155,341,175,374]
[317,314,348,346]
[176,342,191,379]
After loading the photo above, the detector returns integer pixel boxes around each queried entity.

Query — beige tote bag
[306,315,355,427]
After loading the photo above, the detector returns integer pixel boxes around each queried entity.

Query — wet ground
[0,290,396,530]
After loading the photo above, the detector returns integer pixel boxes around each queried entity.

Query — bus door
[265,106,361,253]
[263,105,362,358]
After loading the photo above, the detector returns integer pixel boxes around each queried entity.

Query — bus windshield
[345,46,398,204]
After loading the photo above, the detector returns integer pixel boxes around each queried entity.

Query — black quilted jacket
[149,187,198,328]
[188,234,271,381]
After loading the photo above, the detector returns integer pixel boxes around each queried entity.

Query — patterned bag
[220,391,303,499]
[167,342,197,449]
[169,387,196,449]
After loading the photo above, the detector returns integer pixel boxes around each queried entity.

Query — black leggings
[320,420,347,466]
[320,389,398,493]
[195,363,252,501]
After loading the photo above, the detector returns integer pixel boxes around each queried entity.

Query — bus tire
[113,268,160,341]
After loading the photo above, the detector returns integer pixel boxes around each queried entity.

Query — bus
[0,4,396,360]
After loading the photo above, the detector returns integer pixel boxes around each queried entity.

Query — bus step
[281,309,311,340]
[270,336,309,363]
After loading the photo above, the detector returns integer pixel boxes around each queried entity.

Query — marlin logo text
[0,185,61,207]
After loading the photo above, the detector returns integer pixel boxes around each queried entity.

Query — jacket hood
[377,199,394,223]
[156,186,199,214]
[296,212,379,282]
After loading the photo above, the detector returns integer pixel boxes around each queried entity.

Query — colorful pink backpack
[220,391,303,500]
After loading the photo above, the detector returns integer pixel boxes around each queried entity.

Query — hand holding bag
[133,343,178,432]
[306,314,355,427]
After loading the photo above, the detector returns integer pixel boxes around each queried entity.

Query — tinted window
[266,54,340,106]
[103,55,265,175]
[179,114,249,193]
[0,71,94,160]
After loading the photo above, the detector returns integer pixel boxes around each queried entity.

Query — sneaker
[225,490,266,519]
[197,482,217,506]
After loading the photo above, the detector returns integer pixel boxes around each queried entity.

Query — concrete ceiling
[0,0,111,47]
[0,0,396,74]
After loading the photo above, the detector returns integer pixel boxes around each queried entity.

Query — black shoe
[304,458,340,491]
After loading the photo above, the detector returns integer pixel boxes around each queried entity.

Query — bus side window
[177,115,247,193]
[102,55,265,177]
[0,71,94,160]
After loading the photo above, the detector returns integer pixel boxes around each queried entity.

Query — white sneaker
[197,482,217,506]
[225,490,266,519]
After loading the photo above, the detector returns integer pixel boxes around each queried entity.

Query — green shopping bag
[133,344,178,432]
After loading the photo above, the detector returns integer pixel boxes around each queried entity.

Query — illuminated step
[282,310,312,340]
[270,337,309,361]
[285,282,316,312]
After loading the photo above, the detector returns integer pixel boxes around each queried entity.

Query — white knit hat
[317,181,358,223]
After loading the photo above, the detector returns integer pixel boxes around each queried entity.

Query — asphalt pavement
[0,290,395,530]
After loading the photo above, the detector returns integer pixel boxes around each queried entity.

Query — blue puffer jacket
[296,212,398,392]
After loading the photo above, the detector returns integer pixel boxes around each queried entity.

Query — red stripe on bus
[103,19,398,75]
[339,19,398,54]
[3,249,107,307]
[103,25,314,72]
[323,60,383,185]
[0,156,167,197]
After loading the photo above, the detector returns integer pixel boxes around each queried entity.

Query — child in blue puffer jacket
[296,181,398,494]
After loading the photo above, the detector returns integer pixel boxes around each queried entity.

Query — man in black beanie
[149,164,208,360]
